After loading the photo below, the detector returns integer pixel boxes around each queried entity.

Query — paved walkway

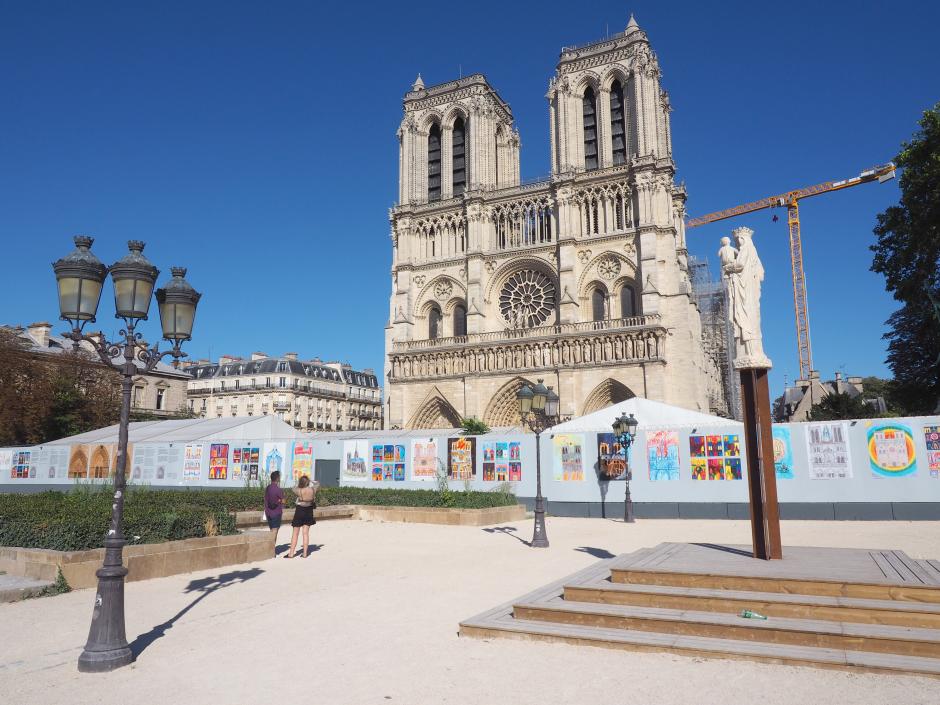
[0,573,52,602]
[2,518,938,705]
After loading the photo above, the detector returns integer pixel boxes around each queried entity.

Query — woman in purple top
[264,471,285,553]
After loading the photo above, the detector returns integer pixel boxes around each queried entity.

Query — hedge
[0,484,517,551]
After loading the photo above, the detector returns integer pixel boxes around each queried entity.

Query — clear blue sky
[1,1,937,398]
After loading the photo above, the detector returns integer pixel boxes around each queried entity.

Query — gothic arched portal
[581,379,635,416]
[483,377,536,429]
[408,393,462,430]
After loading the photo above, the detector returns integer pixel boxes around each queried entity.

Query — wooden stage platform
[460,543,940,677]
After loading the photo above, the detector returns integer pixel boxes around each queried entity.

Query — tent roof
[305,426,521,440]
[547,397,740,433]
[42,416,304,446]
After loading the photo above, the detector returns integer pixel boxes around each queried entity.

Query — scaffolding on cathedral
[690,256,741,420]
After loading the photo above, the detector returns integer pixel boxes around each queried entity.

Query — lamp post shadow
[129,567,264,659]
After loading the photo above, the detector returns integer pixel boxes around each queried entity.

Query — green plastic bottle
[740,609,768,620]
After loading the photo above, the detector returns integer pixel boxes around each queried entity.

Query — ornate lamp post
[517,379,559,548]
[612,412,639,523]
[53,237,201,672]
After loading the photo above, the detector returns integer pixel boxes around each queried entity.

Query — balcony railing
[187,382,346,400]
[392,315,661,353]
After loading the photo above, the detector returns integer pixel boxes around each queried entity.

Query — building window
[189,399,194,411]
[620,285,637,318]
[156,388,165,411]
[132,386,143,407]
[428,306,442,340]
[220,381,226,391]
[610,79,626,165]
[278,361,287,372]
[592,288,607,322]
[234,379,240,390]
[453,304,467,337]
[452,116,466,196]
[428,123,441,202]
[583,87,598,171]
[201,398,207,410]
[279,377,286,388]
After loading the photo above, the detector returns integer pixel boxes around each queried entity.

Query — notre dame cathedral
[384,16,723,429]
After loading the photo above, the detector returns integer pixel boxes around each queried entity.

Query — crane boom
[686,162,896,380]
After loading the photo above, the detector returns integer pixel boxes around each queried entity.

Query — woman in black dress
[285,475,318,558]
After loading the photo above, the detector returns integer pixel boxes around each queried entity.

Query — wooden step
[611,568,940,603]
[513,600,940,659]
[459,616,940,678]
[564,581,940,629]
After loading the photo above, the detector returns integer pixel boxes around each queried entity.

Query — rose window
[499,270,556,328]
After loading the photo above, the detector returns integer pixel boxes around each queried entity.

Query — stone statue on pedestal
[719,227,772,369]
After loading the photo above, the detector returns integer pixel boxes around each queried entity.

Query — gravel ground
[1,517,938,705]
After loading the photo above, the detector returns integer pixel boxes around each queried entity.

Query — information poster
[183,444,204,481]
[689,433,742,480]
[132,444,157,481]
[342,440,369,481]
[29,446,69,479]
[208,443,229,480]
[0,449,12,478]
[868,424,917,478]
[291,442,313,485]
[372,443,406,481]
[262,443,287,483]
[646,430,680,481]
[11,450,32,479]
[597,433,626,480]
[553,434,585,481]
[805,422,852,479]
[411,440,438,481]
[926,426,940,479]
[447,437,476,481]
[159,445,183,482]
[68,444,89,478]
[772,426,794,479]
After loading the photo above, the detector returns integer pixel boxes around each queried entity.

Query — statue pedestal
[739,367,783,560]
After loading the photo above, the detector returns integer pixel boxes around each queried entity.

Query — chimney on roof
[835,371,843,382]
[27,321,53,348]
[847,376,863,391]
[251,351,268,361]
[284,352,298,361]
[219,354,237,365]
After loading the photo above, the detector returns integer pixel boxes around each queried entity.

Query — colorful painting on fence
[68,444,89,478]
[9,450,32,479]
[805,422,852,479]
[342,440,369,481]
[231,446,260,481]
[411,440,438,481]
[183,444,203,481]
[647,430,680,481]
[262,443,286,483]
[208,443,229,480]
[553,434,585,481]
[772,426,794,479]
[482,441,520,482]
[868,424,916,478]
[447,437,476,480]
[371,443,406,482]
[689,433,741,480]
[291,442,313,484]
[926,426,940,479]
[596,433,626,480]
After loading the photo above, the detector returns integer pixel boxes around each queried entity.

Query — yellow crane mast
[686,163,896,381]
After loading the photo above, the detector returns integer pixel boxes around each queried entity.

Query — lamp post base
[77,542,134,673]
[531,498,549,548]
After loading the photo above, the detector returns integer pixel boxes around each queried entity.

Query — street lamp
[53,237,201,673]
[612,412,639,523]
[517,379,559,548]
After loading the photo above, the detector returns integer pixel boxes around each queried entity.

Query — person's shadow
[575,546,616,560]
[129,567,264,658]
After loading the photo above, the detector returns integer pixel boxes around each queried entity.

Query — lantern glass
[545,388,559,418]
[57,276,103,321]
[113,277,154,319]
[612,415,624,436]
[626,413,639,439]
[532,379,548,412]
[517,385,533,415]
[158,300,196,340]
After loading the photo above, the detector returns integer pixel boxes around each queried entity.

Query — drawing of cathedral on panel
[384,15,725,429]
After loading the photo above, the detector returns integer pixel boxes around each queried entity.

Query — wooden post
[740,368,783,560]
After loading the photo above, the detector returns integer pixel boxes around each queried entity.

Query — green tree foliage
[460,417,490,435]
[871,103,940,414]
[807,392,872,421]
[0,329,120,445]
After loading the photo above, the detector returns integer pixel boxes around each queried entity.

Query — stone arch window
[614,192,625,230]
[428,123,442,202]
[428,305,442,340]
[620,284,638,318]
[90,445,110,479]
[453,303,467,337]
[610,79,627,165]
[591,287,608,322]
[583,86,598,171]
[452,116,467,196]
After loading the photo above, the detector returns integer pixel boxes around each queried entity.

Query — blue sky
[1,1,937,399]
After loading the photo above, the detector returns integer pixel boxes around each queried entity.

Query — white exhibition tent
[547,396,741,433]
[42,415,304,446]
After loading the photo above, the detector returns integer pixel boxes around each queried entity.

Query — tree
[460,417,490,435]
[807,392,871,422]
[871,103,940,414]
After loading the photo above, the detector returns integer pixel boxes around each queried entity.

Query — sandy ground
[2,517,939,705]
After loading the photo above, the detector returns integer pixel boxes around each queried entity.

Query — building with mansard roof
[184,352,382,432]
[385,16,724,429]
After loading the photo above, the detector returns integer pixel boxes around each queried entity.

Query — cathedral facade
[384,17,714,429]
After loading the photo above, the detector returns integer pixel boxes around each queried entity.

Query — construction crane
[686,162,897,381]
